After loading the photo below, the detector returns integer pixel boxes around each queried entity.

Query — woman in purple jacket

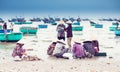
[72,40,85,59]
[12,43,26,58]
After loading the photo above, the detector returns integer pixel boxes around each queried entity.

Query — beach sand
[0,21,120,72]
[0,56,120,72]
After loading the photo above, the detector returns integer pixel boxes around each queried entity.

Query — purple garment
[72,43,85,58]
[83,41,95,55]
[3,23,7,30]
[12,45,26,58]
[65,24,73,38]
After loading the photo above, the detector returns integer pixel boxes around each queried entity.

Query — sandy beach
[0,21,120,72]
[0,56,120,72]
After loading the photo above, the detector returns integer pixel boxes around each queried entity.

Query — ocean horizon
[0,12,120,21]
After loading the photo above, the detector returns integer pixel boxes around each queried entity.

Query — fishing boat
[72,25,83,31]
[30,18,41,22]
[69,17,75,22]
[95,24,103,28]
[8,18,17,22]
[115,29,120,36]
[109,25,117,31]
[38,24,48,29]
[20,26,38,34]
[112,22,119,26]
[90,21,96,26]
[73,21,80,25]
[14,21,32,25]
[82,18,90,21]
[0,29,11,33]
[9,17,32,24]
[51,22,57,25]
[55,18,61,21]
[9,17,26,22]
[0,32,23,42]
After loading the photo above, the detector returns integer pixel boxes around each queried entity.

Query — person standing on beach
[10,22,14,32]
[3,22,7,34]
[56,20,66,41]
[65,21,73,51]
[3,22,8,40]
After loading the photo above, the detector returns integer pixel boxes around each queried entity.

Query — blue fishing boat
[14,22,32,25]
[112,22,119,26]
[82,18,90,21]
[8,18,18,22]
[38,24,48,29]
[115,29,120,36]
[30,18,41,22]
[51,22,57,25]
[9,17,26,22]
[55,18,60,21]
[69,17,75,22]
[73,21,80,25]
[0,32,23,42]
[95,24,103,28]
[0,29,11,33]
[90,21,96,26]
[72,25,83,31]
[109,25,117,31]
[20,27,38,34]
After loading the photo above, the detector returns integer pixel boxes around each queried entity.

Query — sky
[0,0,120,18]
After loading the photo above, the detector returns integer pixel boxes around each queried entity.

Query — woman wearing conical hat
[65,20,73,51]
[53,40,68,58]
[72,39,85,59]
[56,20,66,41]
